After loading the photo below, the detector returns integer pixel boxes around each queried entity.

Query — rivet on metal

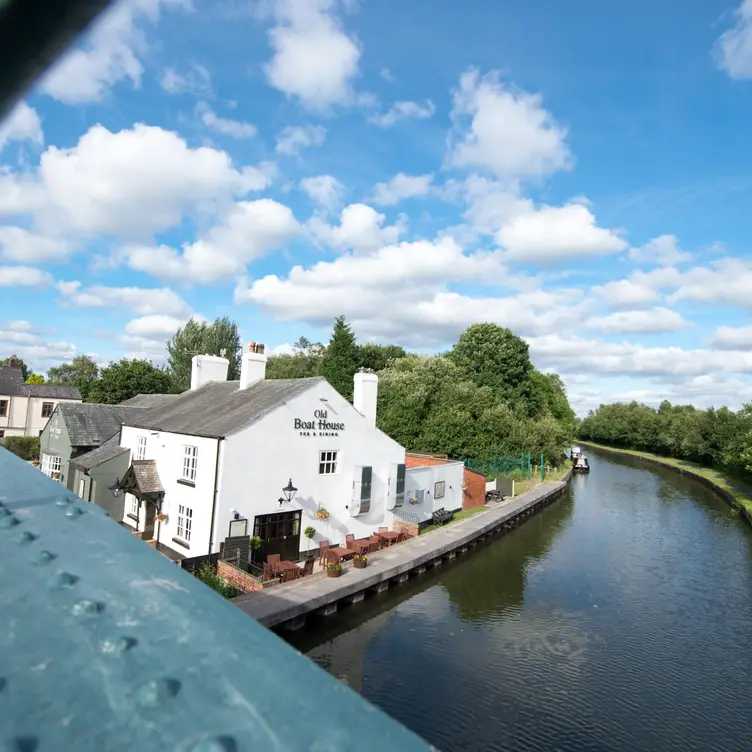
[47,571,79,589]
[65,506,85,519]
[101,636,138,655]
[72,599,105,617]
[30,550,56,566]
[190,736,238,752]
[136,678,182,708]
[15,531,37,545]
[0,515,20,529]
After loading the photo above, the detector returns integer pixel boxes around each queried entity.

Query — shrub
[194,562,237,599]
[3,436,40,461]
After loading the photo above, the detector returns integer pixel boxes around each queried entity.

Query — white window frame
[182,445,198,482]
[41,402,54,418]
[434,481,445,499]
[128,495,139,518]
[78,478,86,499]
[319,450,339,475]
[41,454,62,478]
[176,504,193,542]
[135,435,147,460]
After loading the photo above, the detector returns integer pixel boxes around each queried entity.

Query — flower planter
[353,559,367,570]
[327,568,342,578]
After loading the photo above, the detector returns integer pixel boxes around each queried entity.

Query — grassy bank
[580,441,752,518]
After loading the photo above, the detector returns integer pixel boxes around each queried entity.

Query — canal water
[286,450,752,751]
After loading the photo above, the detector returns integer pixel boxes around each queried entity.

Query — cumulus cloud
[300,174,345,210]
[628,234,692,266]
[57,281,192,317]
[447,68,571,179]
[276,124,327,155]
[160,62,211,95]
[715,0,752,80]
[308,203,405,254]
[372,173,433,206]
[369,100,436,127]
[585,308,688,334]
[592,278,659,310]
[263,0,361,110]
[198,103,256,139]
[0,227,72,263]
[0,102,43,151]
[0,265,53,287]
[124,314,194,337]
[40,0,192,103]
[710,324,752,350]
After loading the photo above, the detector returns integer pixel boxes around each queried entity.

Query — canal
[285,450,752,751]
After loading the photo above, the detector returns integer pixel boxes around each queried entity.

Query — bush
[3,436,41,461]
[194,562,237,599]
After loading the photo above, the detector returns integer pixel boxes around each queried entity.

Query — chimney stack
[239,342,267,389]
[353,368,378,427]
[191,354,230,390]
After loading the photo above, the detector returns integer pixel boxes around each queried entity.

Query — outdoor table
[275,560,301,582]
[378,531,400,546]
[347,539,370,555]
[328,546,355,563]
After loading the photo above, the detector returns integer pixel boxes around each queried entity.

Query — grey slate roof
[131,460,164,495]
[71,435,129,471]
[120,393,181,408]
[58,403,140,447]
[127,377,323,438]
[0,366,81,400]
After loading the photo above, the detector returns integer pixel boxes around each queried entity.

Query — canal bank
[580,441,752,526]
[234,472,571,629]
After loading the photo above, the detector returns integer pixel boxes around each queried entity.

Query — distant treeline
[579,400,752,477]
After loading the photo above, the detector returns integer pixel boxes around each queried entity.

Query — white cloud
[369,100,436,127]
[710,324,752,350]
[198,104,256,139]
[124,314,191,337]
[124,198,301,282]
[300,174,345,210]
[592,279,658,310]
[263,0,361,110]
[496,202,627,263]
[160,63,211,95]
[308,203,405,254]
[58,282,192,316]
[0,102,43,151]
[447,68,571,179]
[0,265,53,287]
[0,227,72,263]
[21,123,268,239]
[715,0,752,80]
[372,173,433,206]
[380,67,395,82]
[40,0,192,104]
[628,234,692,266]
[276,124,327,155]
[585,307,688,334]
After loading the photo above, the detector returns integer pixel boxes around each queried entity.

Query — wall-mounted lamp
[278,478,298,505]
[108,478,122,498]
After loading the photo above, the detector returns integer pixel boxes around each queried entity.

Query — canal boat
[570,446,583,462]
[573,455,590,474]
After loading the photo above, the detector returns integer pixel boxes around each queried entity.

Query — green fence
[460,454,533,480]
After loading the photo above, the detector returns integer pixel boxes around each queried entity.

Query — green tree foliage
[87,359,171,405]
[25,373,45,384]
[47,355,99,400]
[0,356,28,380]
[266,337,325,380]
[2,435,40,461]
[359,343,407,372]
[166,317,242,392]
[579,400,752,477]
[318,316,360,400]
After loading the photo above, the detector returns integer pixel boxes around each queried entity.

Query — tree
[449,323,532,402]
[359,343,407,372]
[0,356,28,380]
[318,316,360,401]
[166,317,242,393]
[25,373,45,384]
[266,336,325,380]
[87,359,171,404]
[47,355,99,400]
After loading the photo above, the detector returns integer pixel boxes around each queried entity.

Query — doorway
[253,510,302,562]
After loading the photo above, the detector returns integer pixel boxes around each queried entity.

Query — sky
[2,0,752,416]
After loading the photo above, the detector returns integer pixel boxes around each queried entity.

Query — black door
[253,510,302,562]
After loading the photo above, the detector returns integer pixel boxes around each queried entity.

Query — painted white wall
[215,380,405,557]
[120,425,219,557]
[400,462,465,523]
[0,394,80,437]
[191,355,229,391]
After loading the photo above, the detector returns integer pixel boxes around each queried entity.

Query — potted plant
[303,526,316,558]
[327,562,342,578]
[353,554,367,570]
[248,535,262,563]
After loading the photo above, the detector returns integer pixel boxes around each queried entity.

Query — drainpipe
[207,438,222,555]
[23,391,30,436]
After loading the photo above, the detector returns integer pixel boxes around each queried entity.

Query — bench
[431,508,454,525]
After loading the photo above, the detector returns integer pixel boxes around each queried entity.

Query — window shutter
[360,466,372,502]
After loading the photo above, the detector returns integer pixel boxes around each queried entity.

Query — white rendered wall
[399,462,465,523]
[0,395,79,437]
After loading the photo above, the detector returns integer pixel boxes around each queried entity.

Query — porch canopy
[120,459,164,502]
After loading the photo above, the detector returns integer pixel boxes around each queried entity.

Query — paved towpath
[235,477,569,628]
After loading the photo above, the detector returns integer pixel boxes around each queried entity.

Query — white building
[0,359,82,441]
[113,345,411,561]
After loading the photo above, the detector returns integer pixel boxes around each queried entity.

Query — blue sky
[2,0,752,415]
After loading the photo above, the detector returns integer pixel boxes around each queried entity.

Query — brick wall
[462,468,486,510]
[217,560,268,593]
[391,519,419,538]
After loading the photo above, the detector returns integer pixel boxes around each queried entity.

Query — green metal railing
[460,453,534,480]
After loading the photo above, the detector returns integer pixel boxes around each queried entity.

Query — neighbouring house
[0,359,81,442]
[109,344,408,562]
[405,453,487,513]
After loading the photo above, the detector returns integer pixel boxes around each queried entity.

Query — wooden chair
[262,563,272,581]
[281,568,299,583]
[266,554,281,573]
[396,532,407,544]
[318,540,330,566]
[299,558,315,577]
[368,535,381,553]
[378,526,388,534]
[345,533,355,549]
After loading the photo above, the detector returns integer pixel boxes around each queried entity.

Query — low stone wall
[218,559,267,593]
[583,442,752,528]
[392,519,420,538]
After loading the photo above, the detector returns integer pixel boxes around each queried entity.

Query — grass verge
[580,441,752,518]
[420,506,487,535]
